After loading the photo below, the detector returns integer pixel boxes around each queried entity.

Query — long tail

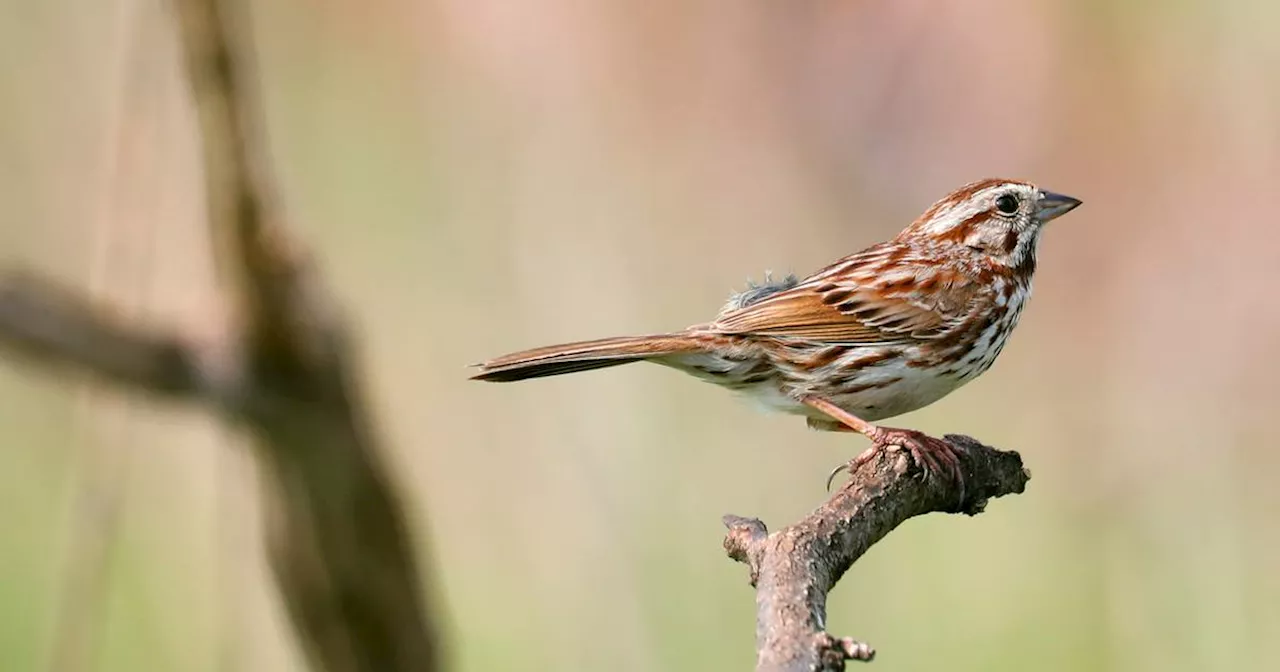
[470,333,704,382]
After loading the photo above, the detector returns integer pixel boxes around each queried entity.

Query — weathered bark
[724,435,1029,671]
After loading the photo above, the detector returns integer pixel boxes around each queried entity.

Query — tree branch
[724,435,1030,671]
[0,1,443,671]
[172,0,332,369]
[0,271,203,397]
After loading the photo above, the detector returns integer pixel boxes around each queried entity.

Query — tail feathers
[470,333,701,382]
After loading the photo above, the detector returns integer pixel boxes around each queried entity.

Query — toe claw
[911,445,941,479]
[825,463,849,491]
[824,446,881,491]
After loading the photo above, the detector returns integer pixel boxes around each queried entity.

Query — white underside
[664,301,1021,425]
[663,347,971,424]
[737,355,967,423]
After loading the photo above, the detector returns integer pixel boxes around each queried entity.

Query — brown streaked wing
[707,248,988,346]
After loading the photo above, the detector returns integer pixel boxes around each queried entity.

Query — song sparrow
[472,178,1080,490]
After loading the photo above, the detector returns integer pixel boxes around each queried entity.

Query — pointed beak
[1037,190,1082,222]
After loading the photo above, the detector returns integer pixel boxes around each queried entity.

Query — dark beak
[1037,190,1082,222]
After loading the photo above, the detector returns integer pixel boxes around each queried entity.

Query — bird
[471,178,1080,490]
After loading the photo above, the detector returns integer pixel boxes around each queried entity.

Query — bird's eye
[995,194,1019,215]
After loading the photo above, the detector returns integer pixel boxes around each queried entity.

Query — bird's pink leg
[802,396,965,494]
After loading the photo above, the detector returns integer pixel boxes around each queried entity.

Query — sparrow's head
[899,178,1081,273]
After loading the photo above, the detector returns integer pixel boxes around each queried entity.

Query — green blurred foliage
[2,0,1279,670]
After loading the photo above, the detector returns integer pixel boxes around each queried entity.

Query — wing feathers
[707,243,989,345]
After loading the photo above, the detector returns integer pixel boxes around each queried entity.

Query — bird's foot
[825,426,967,502]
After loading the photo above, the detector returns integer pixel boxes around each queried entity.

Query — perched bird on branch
[473,178,1080,488]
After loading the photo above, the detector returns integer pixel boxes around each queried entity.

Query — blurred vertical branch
[0,0,444,671]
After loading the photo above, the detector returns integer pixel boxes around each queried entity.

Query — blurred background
[2,0,1279,670]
